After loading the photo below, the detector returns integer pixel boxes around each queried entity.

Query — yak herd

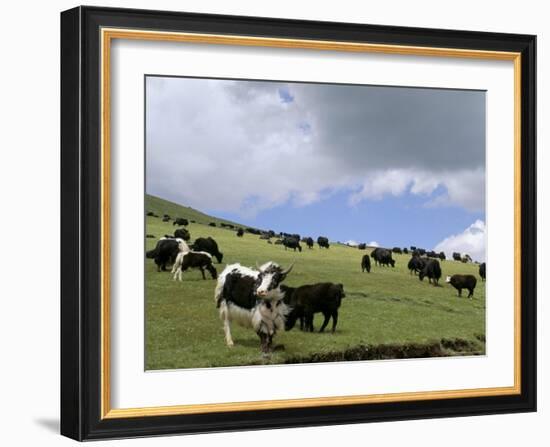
[146,211,486,353]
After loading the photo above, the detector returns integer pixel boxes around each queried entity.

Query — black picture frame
[61,5,536,441]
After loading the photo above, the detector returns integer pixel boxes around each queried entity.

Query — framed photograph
[60,6,536,441]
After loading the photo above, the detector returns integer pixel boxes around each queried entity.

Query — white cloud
[146,77,485,216]
[345,240,359,246]
[368,241,380,247]
[349,168,485,211]
[434,220,486,262]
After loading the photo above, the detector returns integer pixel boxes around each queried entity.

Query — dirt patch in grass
[285,337,484,364]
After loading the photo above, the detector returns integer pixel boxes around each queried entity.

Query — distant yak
[446,274,477,298]
[317,236,330,249]
[361,254,371,273]
[192,237,223,263]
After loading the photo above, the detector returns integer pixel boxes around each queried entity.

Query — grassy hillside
[146,194,247,229]
[144,196,486,370]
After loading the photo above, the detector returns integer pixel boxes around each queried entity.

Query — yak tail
[146,248,157,259]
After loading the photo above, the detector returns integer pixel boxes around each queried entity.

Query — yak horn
[256,261,262,271]
[282,262,294,275]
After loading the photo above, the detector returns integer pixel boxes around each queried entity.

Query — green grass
[144,195,485,370]
[146,194,248,229]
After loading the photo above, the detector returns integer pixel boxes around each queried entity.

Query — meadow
[145,195,486,370]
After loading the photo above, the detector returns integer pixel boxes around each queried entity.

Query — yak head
[254,262,294,298]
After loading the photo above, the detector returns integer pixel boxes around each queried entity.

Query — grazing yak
[282,282,345,333]
[452,252,462,261]
[371,248,395,267]
[462,254,472,263]
[283,237,302,252]
[209,222,217,227]
[173,228,190,241]
[162,216,171,222]
[479,262,486,281]
[438,251,446,261]
[259,233,271,240]
[446,274,477,298]
[304,237,314,249]
[407,255,425,275]
[173,218,188,226]
[214,262,293,352]
[146,211,158,217]
[392,247,402,254]
[246,227,262,235]
[192,237,223,263]
[426,250,438,258]
[171,251,217,281]
[403,248,409,254]
[317,236,330,249]
[274,239,283,245]
[236,228,244,237]
[361,254,371,273]
[146,234,155,239]
[146,237,190,271]
[357,243,367,250]
[419,258,442,285]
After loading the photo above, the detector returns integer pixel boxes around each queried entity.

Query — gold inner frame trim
[100,27,522,419]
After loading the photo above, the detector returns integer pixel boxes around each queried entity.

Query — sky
[146,76,486,261]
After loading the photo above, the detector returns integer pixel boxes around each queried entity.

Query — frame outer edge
[60,6,84,441]
[63,6,537,440]
[521,35,537,411]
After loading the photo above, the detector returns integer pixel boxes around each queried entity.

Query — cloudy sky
[146,76,486,261]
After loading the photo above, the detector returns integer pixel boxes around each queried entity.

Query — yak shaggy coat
[214,262,292,352]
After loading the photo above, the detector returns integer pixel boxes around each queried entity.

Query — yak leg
[223,319,234,347]
[259,332,271,353]
[306,314,315,332]
[331,310,339,333]
[458,288,462,297]
[319,312,331,333]
[199,267,206,280]
[220,303,234,347]
[468,288,474,299]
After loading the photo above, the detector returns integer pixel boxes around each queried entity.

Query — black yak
[446,274,477,298]
[371,248,395,267]
[407,255,425,275]
[146,237,190,272]
[479,262,486,281]
[283,237,302,252]
[282,282,345,333]
[361,254,371,273]
[419,258,442,285]
[317,236,330,249]
[192,237,223,263]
